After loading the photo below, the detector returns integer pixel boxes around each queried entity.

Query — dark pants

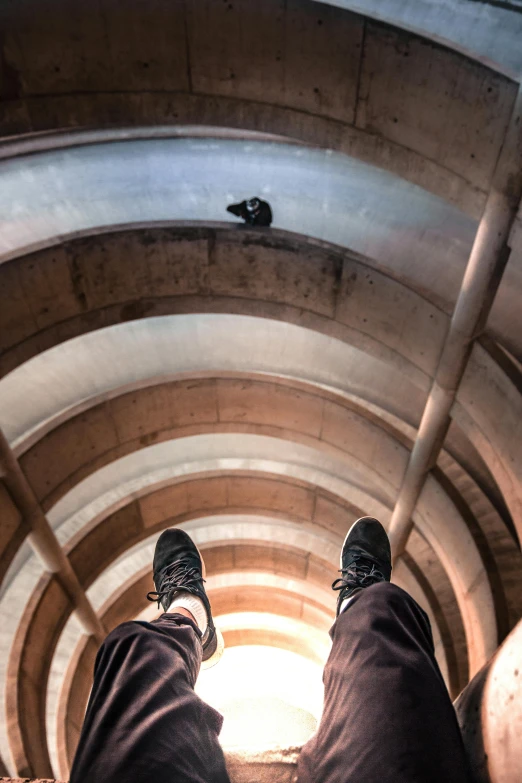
[70,614,230,783]
[297,582,471,783]
[71,584,470,783]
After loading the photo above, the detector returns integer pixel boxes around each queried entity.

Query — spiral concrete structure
[0,1,521,780]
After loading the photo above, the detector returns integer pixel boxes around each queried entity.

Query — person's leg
[70,614,228,783]
[297,517,470,783]
[70,529,229,783]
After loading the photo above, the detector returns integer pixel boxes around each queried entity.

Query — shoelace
[332,554,386,596]
[147,558,205,609]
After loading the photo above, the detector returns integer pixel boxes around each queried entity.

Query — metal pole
[388,86,522,562]
[0,428,106,644]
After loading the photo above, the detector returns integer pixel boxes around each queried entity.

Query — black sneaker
[332,516,392,616]
[147,528,224,666]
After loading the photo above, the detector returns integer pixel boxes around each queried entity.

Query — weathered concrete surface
[0,316,511,641]
[0,746,300,783]
[225,748,299,783]
[455,342,522,541]
[326,0,522,75]
[0,141,476,298]
[1,314,518,774]
[1,0,517,210]
[0,779,64,782]
[456,619,522,783]
[0,226,452,378]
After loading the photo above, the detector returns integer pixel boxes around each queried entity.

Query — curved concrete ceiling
[323,0,522,75]
[0,0,521,779]
[2,0,519,213]
[1,308,519,537]
[1,432,498,684]
[0,314,429,450]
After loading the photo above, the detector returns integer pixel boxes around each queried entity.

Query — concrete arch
[16,374,515,609]
[82,471,468,652]
[319,0,522,74]
[0,138,477,302]
[5,370,514,658]
[10,365,513,643]
[7,433,496,667]
[220,625,326,663]
[1,310,517,542]
[454,342,522,540]
[0,225,451,379]
[0,314,429,453]
[84,518,450,672]
[0,0,518,210]
[15,378,411,514]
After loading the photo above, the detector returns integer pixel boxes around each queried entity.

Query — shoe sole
[193,539,207,579]
[202,626,225,669]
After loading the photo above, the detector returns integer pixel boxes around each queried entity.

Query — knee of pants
[97,620,147,655]
[345,581,422,617]
[346,582,432,640]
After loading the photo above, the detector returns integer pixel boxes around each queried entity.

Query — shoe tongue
[153,530,201,578]
[344,546,391,580]
[345,547,377,567]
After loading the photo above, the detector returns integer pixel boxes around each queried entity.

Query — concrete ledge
[225,747,300,783]
[0,746,300,783]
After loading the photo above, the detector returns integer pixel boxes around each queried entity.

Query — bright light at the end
[195,644,324,749]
